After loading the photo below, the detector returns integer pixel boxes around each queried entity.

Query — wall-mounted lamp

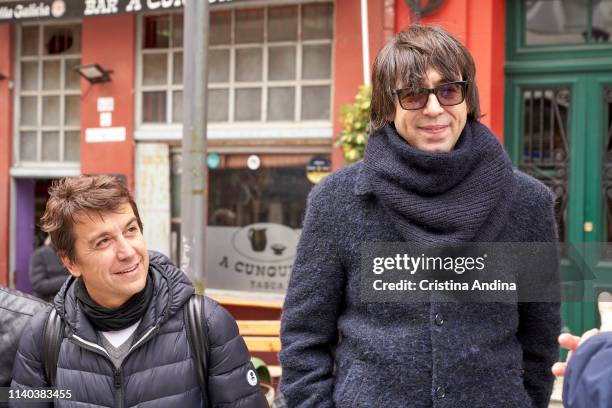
[75,64,113,84]
[0,72,7,81]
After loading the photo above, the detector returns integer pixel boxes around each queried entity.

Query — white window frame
[12,20,82,175]
[135,0,335,142]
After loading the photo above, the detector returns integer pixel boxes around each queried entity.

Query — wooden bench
[237,320,282,379]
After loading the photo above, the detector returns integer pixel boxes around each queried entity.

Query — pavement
[549,377,563,408]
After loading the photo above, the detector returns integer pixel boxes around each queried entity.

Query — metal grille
[602,86,612,257]
[520,87,570,245]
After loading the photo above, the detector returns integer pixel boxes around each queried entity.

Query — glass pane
[42,96,60,126]
[302,44,332,79]
[268,87,295,121]
[21,26,39,56]
[65,95,80,126]
[143,53,168,85]
[524,0,588,45]
[208,89,229,122]
[302,3,334,40]
[173,52,183,84]
[268,6,298,42]
[173,90,182,123]
[143,15,170,48]
[210,11,231,46]
[142,91,167,123]
[269,46,296,81]
[592,1,612,43]
[236,9,264,44]
[236,48,262,82]
[65,59,81,90]
[41,131,59,161]
[19,131,37,161]
[235,88,261,121]
[42,60,61,90]
[44,25,80,55]
[172,13,183,47]
[20,96,37,126]
[21,62,39,91]
[64,131,80,162]
[204,154,329,293]
[301,85,330,120]
[209,49,230,83]
[520,87,570,246]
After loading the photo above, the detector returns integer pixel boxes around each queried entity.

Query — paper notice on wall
[99,112,112,127]
[85,127,126,143]
[135,143,170,256]
[97,97,114,112]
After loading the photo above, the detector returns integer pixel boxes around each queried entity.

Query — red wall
[80,16,136,189]
[332,0,387,170]
[395,0,506,142]
[0,25,13,286]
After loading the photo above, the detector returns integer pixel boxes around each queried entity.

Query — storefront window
[16,23,81,164]
[524,0,612,45]
[137,2,334,126]
[170,151,330,294]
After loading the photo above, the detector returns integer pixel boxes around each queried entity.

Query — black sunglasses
[393,81,468,111]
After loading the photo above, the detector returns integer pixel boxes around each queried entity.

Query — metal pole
[360,0,370,85]
[181,0,210,294]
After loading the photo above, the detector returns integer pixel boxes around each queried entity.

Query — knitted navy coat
[279,121,561,408]
[11,251,267,407]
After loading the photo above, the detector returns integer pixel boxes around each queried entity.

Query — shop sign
[306,156,332,185]
[207,223,300,293]
[0,0,237,23]
[207,153,220,169]
[85,126,126,142]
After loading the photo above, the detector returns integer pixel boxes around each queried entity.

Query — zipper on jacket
[114,369,124,408]
[70,326,159,408]
[70,334,112,359]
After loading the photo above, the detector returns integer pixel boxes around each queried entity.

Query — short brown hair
[40,175,143,263]
[369,25,481,134]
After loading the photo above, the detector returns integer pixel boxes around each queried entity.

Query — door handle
[584,222,594,232]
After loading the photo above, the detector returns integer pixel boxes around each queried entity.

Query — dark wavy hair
[369,25,481,134]
[40,175,143,263]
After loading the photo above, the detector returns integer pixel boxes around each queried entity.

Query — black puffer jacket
[11,251,268,407]
[0,286,47,387]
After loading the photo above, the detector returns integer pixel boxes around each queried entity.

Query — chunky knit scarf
[359,120,516,243]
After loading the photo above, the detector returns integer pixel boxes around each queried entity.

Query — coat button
[435,386,446,398]
[434,313,444,326]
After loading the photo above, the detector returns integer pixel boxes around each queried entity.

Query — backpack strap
[184,294,211,406]
[42,307,64,387]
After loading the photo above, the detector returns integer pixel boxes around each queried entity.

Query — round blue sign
[207,153,221,169]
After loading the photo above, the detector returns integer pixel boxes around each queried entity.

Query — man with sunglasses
[280,25,560,407]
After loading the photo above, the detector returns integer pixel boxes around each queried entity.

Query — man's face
[61,203,149,309]
[393,67,468,152]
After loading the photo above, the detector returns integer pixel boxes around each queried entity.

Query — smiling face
[393,67,468,152]
[60,203,149,309]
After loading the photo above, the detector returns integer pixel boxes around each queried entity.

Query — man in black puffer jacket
[11,175,267,407]
[0,286,47,387]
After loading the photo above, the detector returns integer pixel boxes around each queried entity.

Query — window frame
[13,19,83,173]
[506,0,612,65]
[135,0,335,141]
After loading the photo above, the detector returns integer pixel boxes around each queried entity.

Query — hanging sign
[306,156,331,184]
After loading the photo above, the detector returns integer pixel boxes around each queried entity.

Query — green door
[582,75,612,331]
[505,73,612,337]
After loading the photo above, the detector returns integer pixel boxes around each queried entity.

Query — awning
[0,0,237,23]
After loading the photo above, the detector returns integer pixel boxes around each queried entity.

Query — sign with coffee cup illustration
[207,223,300,294]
